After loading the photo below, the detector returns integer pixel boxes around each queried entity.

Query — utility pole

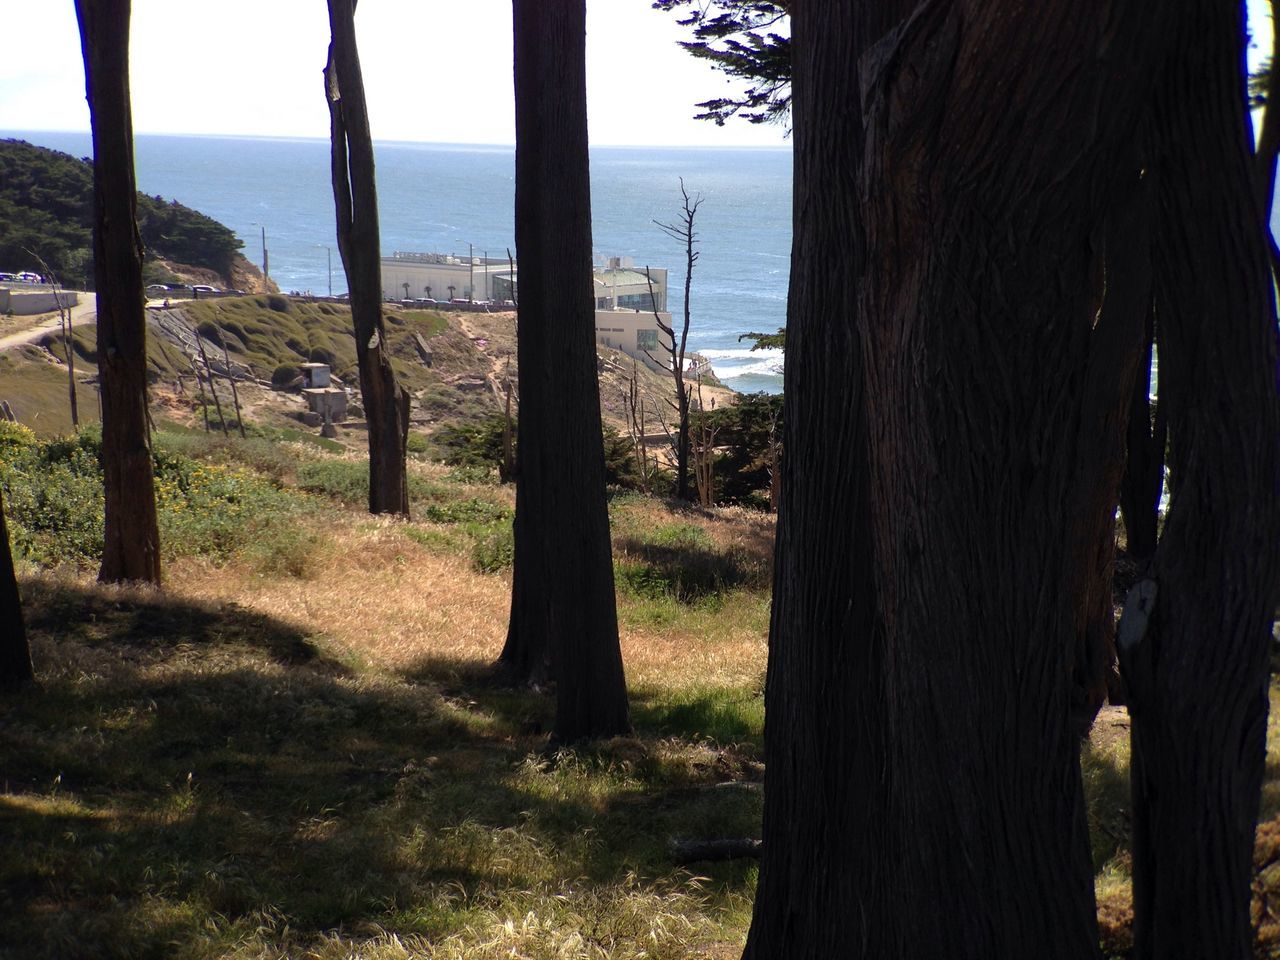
[327,246,332,297]
[260,225,269,279]
[469,241,475,302]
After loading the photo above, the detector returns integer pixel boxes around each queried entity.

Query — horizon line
[1,127,792,152]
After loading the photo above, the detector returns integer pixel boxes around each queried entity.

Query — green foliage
[695,392,782,506]
[432,419,646,492]
[738,328,786,351]
[0,139,243,284]
[471,522,515,573]
[295,459,446,507]
[0,427,314,570]
[653,0,791,126]
[442,463,497,485]
[422,498,512,525]
[432,416,511,468]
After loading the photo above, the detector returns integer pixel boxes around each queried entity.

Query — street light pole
[327,246,332,297]
[468,242,475,303]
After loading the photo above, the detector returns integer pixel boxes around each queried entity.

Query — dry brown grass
[172,515,511,673]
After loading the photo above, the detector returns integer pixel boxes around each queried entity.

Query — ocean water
[7,131,789,393]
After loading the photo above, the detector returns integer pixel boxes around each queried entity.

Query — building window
[637,328,659,352]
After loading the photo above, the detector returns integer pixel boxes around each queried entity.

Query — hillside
[0,138,270,292]
[5,294,735,451]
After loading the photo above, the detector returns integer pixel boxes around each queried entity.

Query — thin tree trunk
[1122,3,1280,956]
[196,333,228,438]
[0,489,34,692]
[75,0,161,586]
[502,0,629,742]
[325,0,410,516]
[219,331,247,439]
[746,1,1158,956]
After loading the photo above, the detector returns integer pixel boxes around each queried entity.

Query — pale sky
[0,0,789,147]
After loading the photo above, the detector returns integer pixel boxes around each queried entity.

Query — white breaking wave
[697,346,784,380]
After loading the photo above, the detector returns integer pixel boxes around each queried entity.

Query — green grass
[2,579,760,960]
[175,297,456,398]
[0,349,101,436]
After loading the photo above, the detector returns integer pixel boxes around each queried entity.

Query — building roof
[594,268,658,288]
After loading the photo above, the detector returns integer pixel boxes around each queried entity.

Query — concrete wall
[0,289,80,316]
[595,308,673,371]
[381,258,508,303]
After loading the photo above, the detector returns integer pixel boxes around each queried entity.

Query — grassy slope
[0,426,768,959]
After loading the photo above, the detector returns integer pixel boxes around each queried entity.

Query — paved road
[0,293,97,353]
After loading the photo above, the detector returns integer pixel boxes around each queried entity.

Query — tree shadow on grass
[19,576,329,669]
[1,578,759,959]
[613,538,767,602]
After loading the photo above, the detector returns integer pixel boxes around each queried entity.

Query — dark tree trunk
[0,489,34,692]
[1122,3,1280,956]
[745,2,1156,957]
[75,0,161,586]
[1118,303,1166,560]
[325,0,410,516]
[501,0,630,742]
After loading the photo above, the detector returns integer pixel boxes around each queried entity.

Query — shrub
[422,497,511,525]
[265,294,291,313]
[471,522,514,573]
[1,427,315,571]
[271,363,301,388]
[195,320,223,346]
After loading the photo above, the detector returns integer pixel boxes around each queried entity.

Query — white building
[380,252,674,367]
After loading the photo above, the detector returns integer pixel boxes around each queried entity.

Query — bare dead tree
[195,332,228,438]
[24,251,78,429]
[219,328,247,439]
[690,374,718,506]
[500,356,515,483]
[648,180,703,500]
[619,357,656,494]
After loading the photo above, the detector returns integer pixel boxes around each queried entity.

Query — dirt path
[0,293,97,353]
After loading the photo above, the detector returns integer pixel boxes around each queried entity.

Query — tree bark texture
[75,0,161,586]
[746,2,1158,957]
[502,0,630,742]
[0,489,34,692]
[1123,3,1280,956]
[326,0,410,516]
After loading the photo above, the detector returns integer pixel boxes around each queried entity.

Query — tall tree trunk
[0,489,34,692]
[75,0,161,586]
[502,0,630,742]
[1122,3,1280,956]
[746,2,1156,956]
[744,1,905,953]
[325,0,410,516]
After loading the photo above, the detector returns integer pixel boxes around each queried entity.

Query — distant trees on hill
[0,138,242,287]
